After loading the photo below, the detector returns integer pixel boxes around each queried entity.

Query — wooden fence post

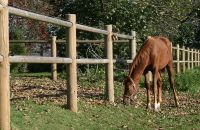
[0,0,10,130]
[187,48,190,70]
[182,46,186,72]
[66,14,77,112]
[105,25,114,103]
[176,44,180,73]
[191,49,194,69]
[51,36,57,81]
[130,31,136,59]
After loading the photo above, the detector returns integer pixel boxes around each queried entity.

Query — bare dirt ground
[10,77,200,115]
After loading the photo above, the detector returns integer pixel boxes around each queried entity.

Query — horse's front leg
[153,70,160,112]
[145,71,151,109]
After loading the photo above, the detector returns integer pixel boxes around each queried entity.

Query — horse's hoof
[176,102,179,107]
[154,108,161,112]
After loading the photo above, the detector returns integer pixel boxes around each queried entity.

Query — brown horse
[123,36,179,111]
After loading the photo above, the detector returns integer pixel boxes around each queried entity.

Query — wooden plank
[113,59,132,64]
[77,59,109,64]
[10,39,129,44]
[66,14,77,112]
[172,47,177,50]
[10,40,47,43]
[0,0,10,129]
[113,33,133,39]
[77,24,108,35]
[105,25,114,103]
[9,56,72,63]
[8,7,72,28]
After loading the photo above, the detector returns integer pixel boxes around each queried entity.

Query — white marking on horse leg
[154,103,160,112]
[154,102,161,112]
[147,103,151,109]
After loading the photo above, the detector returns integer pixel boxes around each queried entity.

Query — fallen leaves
[10,76,200,116]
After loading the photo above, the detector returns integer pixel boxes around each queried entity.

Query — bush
[175,67,200,93]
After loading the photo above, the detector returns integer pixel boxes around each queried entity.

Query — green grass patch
[11,99,200,130]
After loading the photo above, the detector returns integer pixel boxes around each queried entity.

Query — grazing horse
[123,36,179,111]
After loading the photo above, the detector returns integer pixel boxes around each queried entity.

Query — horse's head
[123,76,138,105]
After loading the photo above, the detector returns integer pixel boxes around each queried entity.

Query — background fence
[1,1,200,130]
[10,38,200,78]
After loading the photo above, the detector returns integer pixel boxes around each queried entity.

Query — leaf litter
[10,76,200,116]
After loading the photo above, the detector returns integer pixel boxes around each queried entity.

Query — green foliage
[10,26,28,73]
[175,67,200,93]
[48,0,200,48]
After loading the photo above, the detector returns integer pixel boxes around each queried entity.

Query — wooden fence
[10,39,200,76]
[1,1,200,129]
[0,1,135,130]
[172,45,200,73]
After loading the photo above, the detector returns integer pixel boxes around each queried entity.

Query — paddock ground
[10,75,200,130]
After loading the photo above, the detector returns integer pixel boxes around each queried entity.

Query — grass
[11,99,200,130]
[175,67,200,93]
[10,67,200,130]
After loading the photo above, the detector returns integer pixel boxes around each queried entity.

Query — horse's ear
[147,36,152,39]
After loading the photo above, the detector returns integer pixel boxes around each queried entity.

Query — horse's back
[147,36,173,69]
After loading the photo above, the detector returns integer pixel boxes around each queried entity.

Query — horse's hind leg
[166,62,179,107]
[145,71,151,109]
[157,72,162,110]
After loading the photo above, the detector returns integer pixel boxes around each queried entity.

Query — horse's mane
[128,36,154,76]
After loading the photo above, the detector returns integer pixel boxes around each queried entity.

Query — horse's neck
[130,63,147,86]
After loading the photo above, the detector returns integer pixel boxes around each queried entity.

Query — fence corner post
[51,36,57,81]
[66,14,77,112]
[0,0,10,130]
[105,25,114,103]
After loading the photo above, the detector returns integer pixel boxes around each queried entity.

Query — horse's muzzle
[123,96,131,105]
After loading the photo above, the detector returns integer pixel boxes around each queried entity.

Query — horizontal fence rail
[76,24,108,35]
[8,7,73,28]
[9,56,72,63]
[77,59,109,64]
[9,39,130,43]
